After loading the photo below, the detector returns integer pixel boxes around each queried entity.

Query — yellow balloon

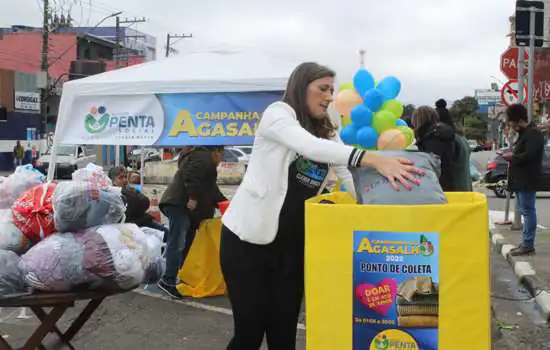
[382,100,404,118]
[334,90,363,117]
[339,82,354,91]
[341,115,352,127]
[377,129,407,150]
[396,126,414,146]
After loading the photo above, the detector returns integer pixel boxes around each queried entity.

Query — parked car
[127,147,162,169]
[484,146,550,198]
[35,144,97,179]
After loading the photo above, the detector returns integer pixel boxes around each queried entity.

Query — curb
[491,233,550,322]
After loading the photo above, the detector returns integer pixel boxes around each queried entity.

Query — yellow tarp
[176,218,226,298]
[305,192,489,350]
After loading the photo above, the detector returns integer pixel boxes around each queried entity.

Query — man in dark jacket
[504,104,545,256]
[158,146,227,297]
[435,99,456,130]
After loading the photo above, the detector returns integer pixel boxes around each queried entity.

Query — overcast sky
[1,0,514,105]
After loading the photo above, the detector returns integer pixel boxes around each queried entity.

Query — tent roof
[61,50,299,95]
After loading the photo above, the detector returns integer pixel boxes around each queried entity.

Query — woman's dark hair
[282,62,336,139]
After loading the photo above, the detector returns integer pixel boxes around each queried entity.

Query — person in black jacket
[158,146,227,298]
[412,106,456,191]
[503,104,545,256]
[108,166,169,235]
[435,98,456,130]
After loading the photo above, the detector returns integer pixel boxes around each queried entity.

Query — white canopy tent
[47,50,300,180]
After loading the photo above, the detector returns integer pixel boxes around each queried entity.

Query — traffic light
[515,1,545,47]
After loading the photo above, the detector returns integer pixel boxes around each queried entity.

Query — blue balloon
[377,76,401,100]
[340,124,358,145]
[363,89,385,112]
[350,105,373,127]
[353,69,375,97]
[396,119,408,127]
[356,127,379,149]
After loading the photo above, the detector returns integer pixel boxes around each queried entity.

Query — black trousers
[220,225,304,350]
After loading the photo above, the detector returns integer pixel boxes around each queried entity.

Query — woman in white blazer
[220,62,423,350]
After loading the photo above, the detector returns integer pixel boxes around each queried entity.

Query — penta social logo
[85,106,110,134]
[84,105,156,135]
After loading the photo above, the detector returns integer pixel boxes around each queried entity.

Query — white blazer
[222,101,365,245]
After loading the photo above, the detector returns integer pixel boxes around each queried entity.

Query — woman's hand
[361,153,424,190]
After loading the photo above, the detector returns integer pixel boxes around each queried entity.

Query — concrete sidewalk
[0,291,306,350]
[491,225,550,322]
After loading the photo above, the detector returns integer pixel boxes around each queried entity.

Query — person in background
[13,141,24,169]
[435,98,456,129]
[220,62,423,350]
[108,166,169,235]
[412,106,456,191]
[503,104,545,256]
[452,127,473,191]
[159,146,227,298]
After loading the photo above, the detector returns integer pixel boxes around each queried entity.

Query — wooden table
[0,287,135,350]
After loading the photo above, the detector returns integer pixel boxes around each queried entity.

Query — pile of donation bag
[0,164,164,296]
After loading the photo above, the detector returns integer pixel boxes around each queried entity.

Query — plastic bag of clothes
[0,209,31,254]
[140,227,165,284]
[19,232,107,292]
[0,165,45,209]
[0,250,27,297]
[350,151,448,205]
[53,181,126,233]
[12,183,57,245]
[72,163,112,187]
[19,224,161,292]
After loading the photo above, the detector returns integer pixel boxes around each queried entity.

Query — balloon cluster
[335,68,414,150]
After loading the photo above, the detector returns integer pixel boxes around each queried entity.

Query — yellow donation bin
[305,192,489,350]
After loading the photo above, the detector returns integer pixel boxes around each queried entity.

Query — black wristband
[348,148,366,168]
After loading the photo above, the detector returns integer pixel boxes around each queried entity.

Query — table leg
[21,305,69,350]
[30,307,74,350]
[62,298,104,342]
[0,334,13,350]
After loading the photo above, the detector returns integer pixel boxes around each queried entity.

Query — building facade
[0,25,154,170]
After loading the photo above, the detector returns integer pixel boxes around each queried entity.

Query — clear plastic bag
[53,181,126,233]
[0,250,27,297]
[72,163,112,187]
[351,151,448,205]
[19,224,157,292]
[0,209,31,254]
[18,233,99,292]
[139,227,165,284]
[0,165,45,209]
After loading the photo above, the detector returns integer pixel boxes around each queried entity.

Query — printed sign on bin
[353,231,440,350]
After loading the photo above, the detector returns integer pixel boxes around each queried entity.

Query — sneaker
[157,280,183,299]
[509,246,535,256]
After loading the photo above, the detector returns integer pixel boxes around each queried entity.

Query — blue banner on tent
[155,91,282,146]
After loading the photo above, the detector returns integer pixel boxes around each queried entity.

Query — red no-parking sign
[500,79,528,106]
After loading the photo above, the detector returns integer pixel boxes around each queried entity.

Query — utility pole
[40,0,50,137]
[165,33,193,57]
[115,17,146,69]
[113,16,145,166]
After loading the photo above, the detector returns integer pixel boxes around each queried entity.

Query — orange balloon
[377,129,407,150]
[334,90,363,117]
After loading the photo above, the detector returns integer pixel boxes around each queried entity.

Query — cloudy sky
[1,0,515,105]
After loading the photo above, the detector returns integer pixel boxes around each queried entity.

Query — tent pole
[140,146,145,187]
[115,145,121,166]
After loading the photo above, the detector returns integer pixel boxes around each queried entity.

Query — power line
[165,33,192,57]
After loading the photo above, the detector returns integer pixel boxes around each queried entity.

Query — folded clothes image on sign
[397,276,439,328]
